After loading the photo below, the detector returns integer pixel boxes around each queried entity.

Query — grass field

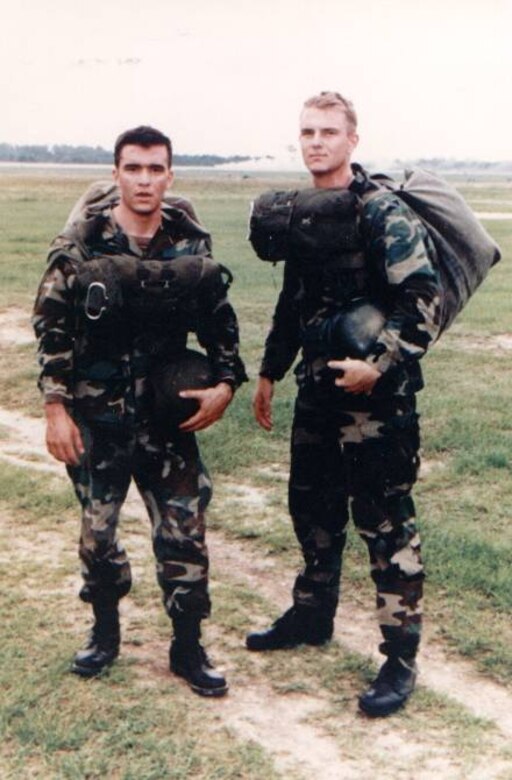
[1,167,511,778]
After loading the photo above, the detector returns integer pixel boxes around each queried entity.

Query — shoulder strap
[357,174,397,207]
[64,181,202,229]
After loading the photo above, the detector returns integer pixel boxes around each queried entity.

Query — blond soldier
[246,93,442,717]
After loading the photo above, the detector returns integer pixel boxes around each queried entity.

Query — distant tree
[16,144,53,162]
[0,143,253,167]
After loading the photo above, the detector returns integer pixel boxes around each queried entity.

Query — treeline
[0,143,253,167]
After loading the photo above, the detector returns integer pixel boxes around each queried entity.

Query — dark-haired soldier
[246,93,442,716]
[33,126,247,696]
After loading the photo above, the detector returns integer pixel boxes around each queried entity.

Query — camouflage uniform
[33,200,247,620]
[260,164,442,659]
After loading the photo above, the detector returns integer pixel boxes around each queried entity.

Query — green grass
[1,470,509,779]
[0,482,279,779]
[1,169,512,777]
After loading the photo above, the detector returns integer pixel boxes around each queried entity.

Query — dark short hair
[114,125,172,167]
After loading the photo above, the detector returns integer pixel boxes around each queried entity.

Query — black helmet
[303,299,386,360]
[151,349,214,427]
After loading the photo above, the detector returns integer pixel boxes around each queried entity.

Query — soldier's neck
[112,203,161,239]
[311,165,353,190]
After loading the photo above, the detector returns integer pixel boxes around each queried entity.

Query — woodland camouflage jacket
[33,201,247,425]
[260,164,443,397]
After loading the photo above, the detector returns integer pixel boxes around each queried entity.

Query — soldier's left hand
[179,382,234,432]
[327,358,381,394]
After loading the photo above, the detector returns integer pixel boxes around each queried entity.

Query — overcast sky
[1,0,511,164]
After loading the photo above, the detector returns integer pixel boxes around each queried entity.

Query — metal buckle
[84,282,109,320]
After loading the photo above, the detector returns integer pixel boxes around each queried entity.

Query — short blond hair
[303,92,358,132]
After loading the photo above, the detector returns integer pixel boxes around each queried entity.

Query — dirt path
[2,404,512,776]
[2,312,512,778]
[0,405,374,779]
[0,306,34,349]
[207,504,512,739]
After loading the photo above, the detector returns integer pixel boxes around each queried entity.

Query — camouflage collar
[55,191,210,262]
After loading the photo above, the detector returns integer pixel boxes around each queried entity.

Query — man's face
[113,144,173,216]
[299,106,359,179]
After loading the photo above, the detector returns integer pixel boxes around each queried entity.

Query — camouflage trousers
[66,419,212,619]
[289,384,424,659]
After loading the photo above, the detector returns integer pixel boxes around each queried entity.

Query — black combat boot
[246,605,334,651]
[169,616,228,698]
[358,656,417,717]
[71,600,120,678]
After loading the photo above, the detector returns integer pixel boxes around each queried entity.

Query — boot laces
[174,639,213,671]
[88,609,119,649]
[375,657,415,690]
[273,607,297,630]
[192,643,213,670]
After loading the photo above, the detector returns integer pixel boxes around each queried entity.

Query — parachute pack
[248,168,501,335]
[49,182,226,392]
[74,253,226,326]
[52,180,228,328]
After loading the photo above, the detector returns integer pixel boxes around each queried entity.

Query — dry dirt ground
[1,308,512,779]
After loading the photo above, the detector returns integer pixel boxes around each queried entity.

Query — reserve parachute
[48,181,219,407]
[50,179,231,328]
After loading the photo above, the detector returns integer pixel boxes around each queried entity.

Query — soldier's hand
[44,403,85,465]
[327,358,381,395]
[253,376,274,431]
[179,382,234,432]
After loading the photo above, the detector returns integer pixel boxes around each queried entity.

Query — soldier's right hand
[253,376,274,431]
[44,403,85,466]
